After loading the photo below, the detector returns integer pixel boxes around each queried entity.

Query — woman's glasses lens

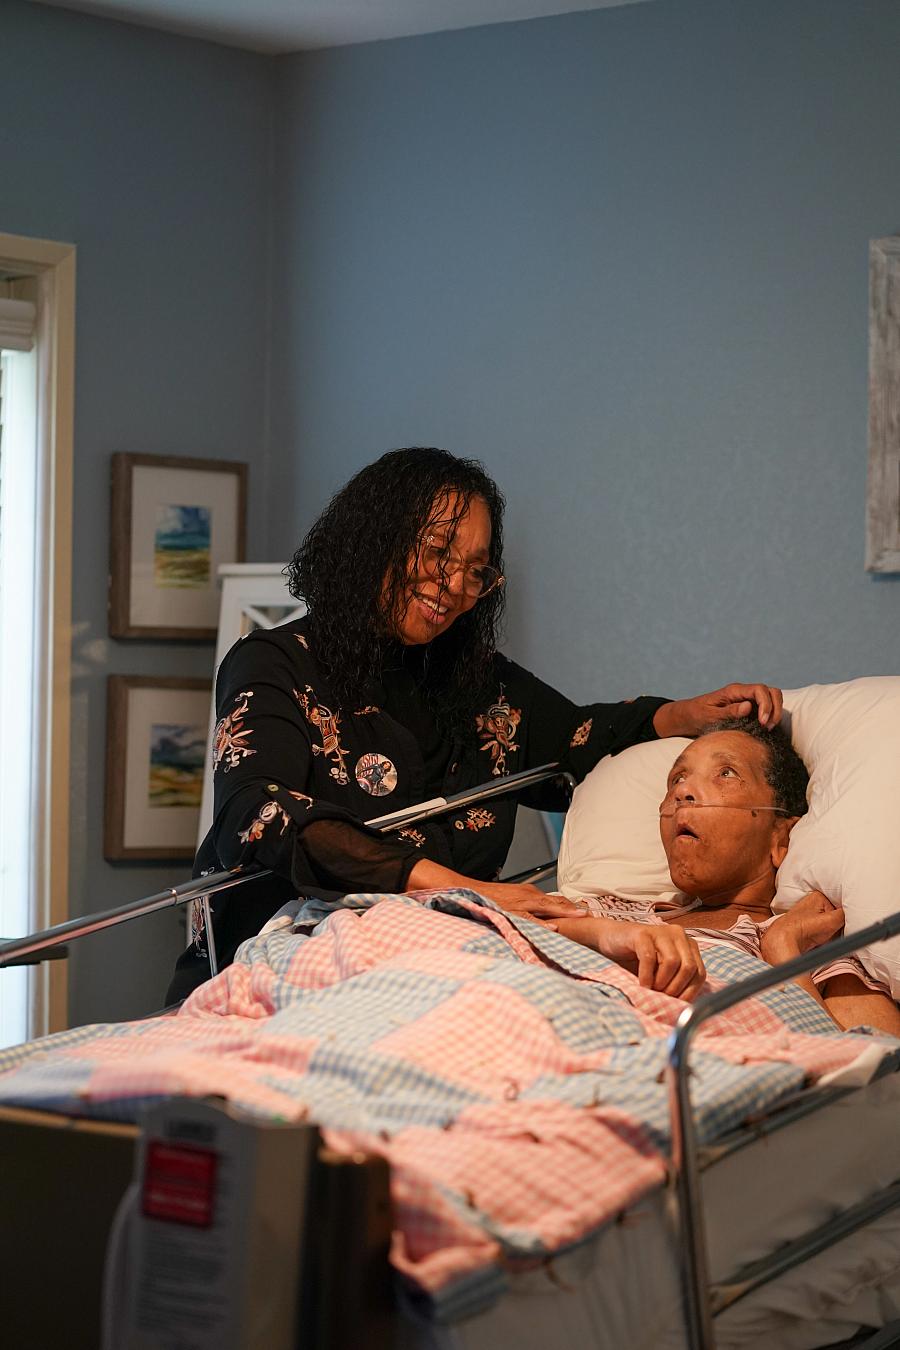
[465,565,501,597]
[419,539,502,597]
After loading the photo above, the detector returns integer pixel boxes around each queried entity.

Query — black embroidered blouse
[168,616,667,998]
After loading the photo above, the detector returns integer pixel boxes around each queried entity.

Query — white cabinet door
[198,565,306,848]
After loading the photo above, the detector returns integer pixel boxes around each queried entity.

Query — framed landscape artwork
[104,675,212,862]
[109,453,247,639]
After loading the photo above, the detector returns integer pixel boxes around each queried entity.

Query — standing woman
[167,448,781,1000]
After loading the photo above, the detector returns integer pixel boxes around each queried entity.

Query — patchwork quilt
[0,889,893,1318]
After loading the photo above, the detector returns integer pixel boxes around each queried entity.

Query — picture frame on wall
[866,235,900,573]
[109,453,247,639]
[104,675,212,862]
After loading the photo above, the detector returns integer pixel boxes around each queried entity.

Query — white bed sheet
[397,1072,900,1350]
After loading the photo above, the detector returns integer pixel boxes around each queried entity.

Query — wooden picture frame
[104,675,212,862]
[109,453,247,639]
[866,236,900,573]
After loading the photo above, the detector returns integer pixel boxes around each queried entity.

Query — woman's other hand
[473,880,587,919]
[405,857,583,919]
[653,683,783,738]
[555,916,707,1001]
[760,890,845,966]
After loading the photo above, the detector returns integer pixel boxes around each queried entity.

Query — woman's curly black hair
[285,448,506,738]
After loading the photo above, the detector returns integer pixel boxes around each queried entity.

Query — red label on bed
[142,1139,218,1227]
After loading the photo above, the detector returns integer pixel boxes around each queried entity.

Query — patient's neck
[667,873,776,931]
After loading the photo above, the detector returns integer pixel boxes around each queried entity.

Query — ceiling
[31,0,651,54]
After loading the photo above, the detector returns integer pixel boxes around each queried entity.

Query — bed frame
[3,762,900,1350]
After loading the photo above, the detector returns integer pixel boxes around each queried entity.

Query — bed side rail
[0,762,572,971]
[667,909,900,1350]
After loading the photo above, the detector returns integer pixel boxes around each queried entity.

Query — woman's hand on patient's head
[654,683,783,739]
[760,890,845,966]
[555,917,707,1002]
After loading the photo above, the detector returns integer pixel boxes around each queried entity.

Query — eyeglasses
[418,534,505,599]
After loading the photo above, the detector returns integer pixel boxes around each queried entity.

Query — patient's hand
[653,683,783,737]
[760,891,845,966]
[554,917,707,1001]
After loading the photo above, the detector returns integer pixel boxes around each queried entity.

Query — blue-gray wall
[269,0,900,705]
[3,0,899,1026]
[0,0,272,1025]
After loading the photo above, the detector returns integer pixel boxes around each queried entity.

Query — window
[0,312,38,1048]
[0,237,75,1046]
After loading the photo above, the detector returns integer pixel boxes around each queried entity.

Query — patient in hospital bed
[551,718,900,1036]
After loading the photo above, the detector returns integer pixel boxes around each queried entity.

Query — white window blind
[0,297,36,352]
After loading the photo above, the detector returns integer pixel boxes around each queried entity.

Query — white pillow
[774,677,900,997]
[557,736,690,907]
[556,678,900,997]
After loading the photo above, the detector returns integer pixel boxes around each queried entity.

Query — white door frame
[0,231,76,1036]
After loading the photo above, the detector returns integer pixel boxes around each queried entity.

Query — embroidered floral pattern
[294,685,350,784]
[288,790,314,809]
[213,691,256,773]
[353,706,381,716]
[295,634,310,651]
[398,827,426,848]
[238,799,291,845]
[454,808,496,832]
[475,686,521,777]
[570,718,593,748]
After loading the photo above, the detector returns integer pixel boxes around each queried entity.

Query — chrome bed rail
[668,910,900,1350]
[0,761,573,974]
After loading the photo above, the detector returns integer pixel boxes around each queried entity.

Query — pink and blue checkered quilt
[0,889,894,1316]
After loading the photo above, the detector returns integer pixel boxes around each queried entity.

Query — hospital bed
[2,762,900,1350]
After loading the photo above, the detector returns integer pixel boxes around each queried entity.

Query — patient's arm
[757,892,900,1034]
[553,917,706,1002]
[821,973,900,1037]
